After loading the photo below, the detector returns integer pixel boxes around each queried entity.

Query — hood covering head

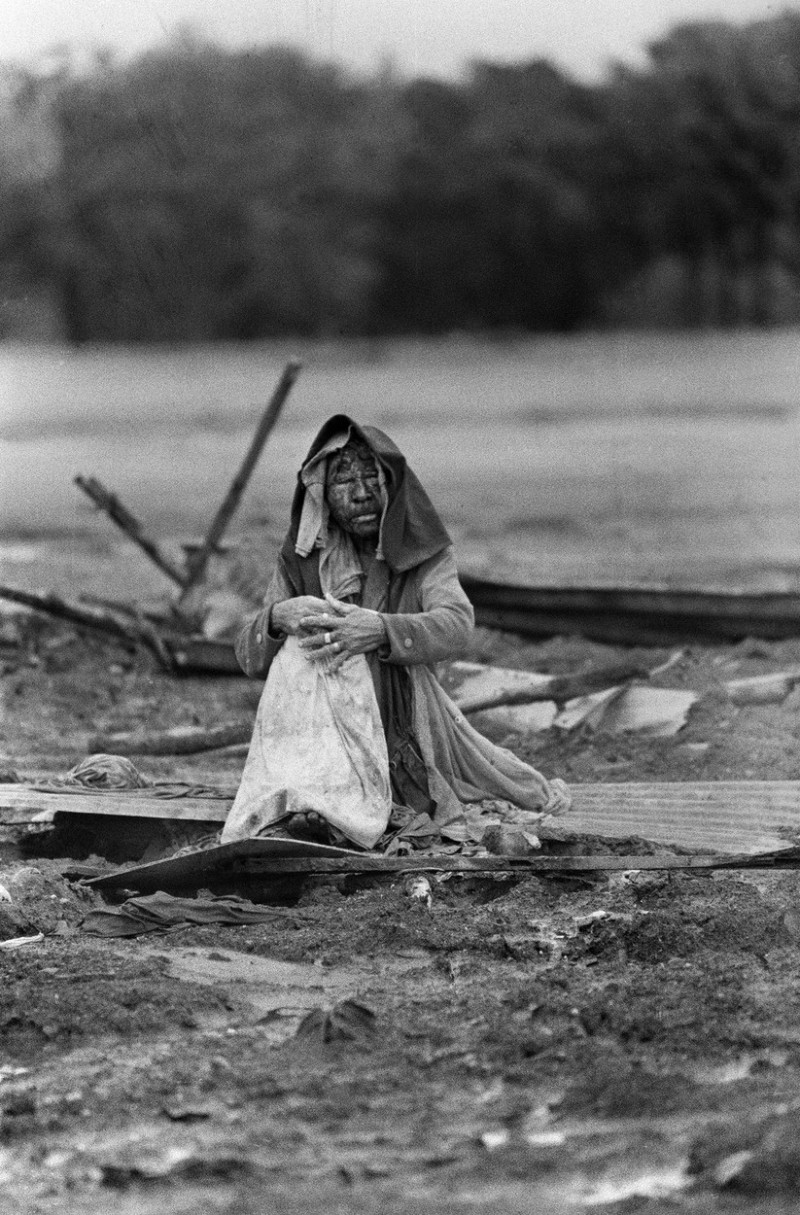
[284,415,451,574]
[294,425,390,562]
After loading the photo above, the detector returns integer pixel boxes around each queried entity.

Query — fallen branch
[548,659,665,705]
[87,720,252,756]
[180,359,302,599]
[460,657,658,715]
[74,475,188,587]
[0,584,172,668]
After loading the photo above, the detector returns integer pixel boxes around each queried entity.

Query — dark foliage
[1,14,800,341]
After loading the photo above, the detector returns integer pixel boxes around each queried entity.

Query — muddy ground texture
[3,615,800,1212]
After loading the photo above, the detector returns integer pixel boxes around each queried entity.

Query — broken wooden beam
[74,475,188,587]
[180,359,302,599]
[0,585,172,668]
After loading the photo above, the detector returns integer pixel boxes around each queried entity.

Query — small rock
[482,825,539,856]
[678,742,710,758]
[403,875,433,907]
[3,1091,37,1117]
[726,673,797,706]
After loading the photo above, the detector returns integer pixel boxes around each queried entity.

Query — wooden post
[74,475,188,587]
[180,359,302,600]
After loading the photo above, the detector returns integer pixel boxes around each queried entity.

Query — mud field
[4,333,800,1211]
[4,612,800,1214]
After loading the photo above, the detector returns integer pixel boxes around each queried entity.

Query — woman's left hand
[298,593,387,673]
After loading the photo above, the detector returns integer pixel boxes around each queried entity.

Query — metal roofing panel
[541,782,800,856]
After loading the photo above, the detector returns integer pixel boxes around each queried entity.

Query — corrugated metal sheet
[541,782,800,856]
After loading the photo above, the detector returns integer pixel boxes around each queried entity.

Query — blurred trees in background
[1,12,800,341]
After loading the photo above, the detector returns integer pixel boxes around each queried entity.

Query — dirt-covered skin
[3,618,800,1211]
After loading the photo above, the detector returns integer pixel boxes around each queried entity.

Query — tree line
[1,12,800,342]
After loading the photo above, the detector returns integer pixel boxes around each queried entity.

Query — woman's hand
[298,593,387,673]
[271,596,328,636]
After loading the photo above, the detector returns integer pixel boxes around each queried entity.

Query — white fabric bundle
[221,637,391,849]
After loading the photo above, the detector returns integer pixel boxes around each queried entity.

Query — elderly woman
[222,416,568,848]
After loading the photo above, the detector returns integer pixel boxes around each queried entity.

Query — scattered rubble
[5,382,800,1212]
[449,660,699,737]
[725,669,800,705]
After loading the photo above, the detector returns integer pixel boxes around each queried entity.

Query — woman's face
[326,444,383,540]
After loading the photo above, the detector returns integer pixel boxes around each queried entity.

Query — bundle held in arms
[221,637,391,849]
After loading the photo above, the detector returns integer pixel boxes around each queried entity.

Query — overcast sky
[2,0,793,80]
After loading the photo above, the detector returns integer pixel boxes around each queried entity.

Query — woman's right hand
[271,596,328,636]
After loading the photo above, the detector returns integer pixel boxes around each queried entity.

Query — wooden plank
[0,786,230,823]
[221,852,800,874]
[5,781,800,858]
[86,839,800,893]
[229,852,798,874]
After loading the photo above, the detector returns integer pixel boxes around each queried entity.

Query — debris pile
[0,360,302,675]
[444,657,698,738]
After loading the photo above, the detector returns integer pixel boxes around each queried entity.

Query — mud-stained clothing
[233,416,564,829]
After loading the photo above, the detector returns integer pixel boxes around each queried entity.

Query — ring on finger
[325,631,332,644]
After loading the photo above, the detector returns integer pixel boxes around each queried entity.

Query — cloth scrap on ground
[68,754,150,789]
[81,891,283,937]
[29,753,237,799]
[375,799,547,856]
